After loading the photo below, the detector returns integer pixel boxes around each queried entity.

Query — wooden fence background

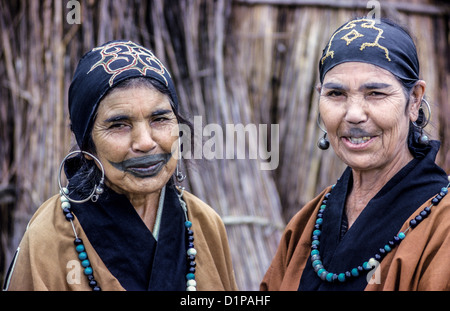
[1,0,449,290]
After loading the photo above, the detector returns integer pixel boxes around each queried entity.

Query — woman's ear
[83,152,94,161]
[409,80,426,122]
[316,83,322,94]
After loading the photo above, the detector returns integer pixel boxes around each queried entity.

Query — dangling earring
[412,98,431,146]
[58,150,105,203]
[176,163,186,182]
[318,133,330,150]
[176,138,186,182]
[317,113,329,150]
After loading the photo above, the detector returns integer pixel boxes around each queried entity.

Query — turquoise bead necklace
[310,180,450,284]
[60,186,198,291]
[178,187,198,291]
[60,187,101,291]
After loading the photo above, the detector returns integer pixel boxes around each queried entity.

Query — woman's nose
[344,97,368,125]
[131,124,157,153]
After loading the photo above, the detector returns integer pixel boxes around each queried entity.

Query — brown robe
[260,186,450,291]
[5,190,238,291]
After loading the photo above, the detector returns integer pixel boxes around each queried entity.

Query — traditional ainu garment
[261,141,450,291]
[4,184,238,291]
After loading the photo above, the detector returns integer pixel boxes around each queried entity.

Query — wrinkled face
[319,62,420,172]
[90,86,179,196]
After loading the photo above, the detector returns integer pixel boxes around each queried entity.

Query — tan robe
[5,190,238,291]
[261,186,450,291]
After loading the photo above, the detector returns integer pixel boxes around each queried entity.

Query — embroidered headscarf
[319,18,419,85]
[319,18,432,158]
[68,40,178,149]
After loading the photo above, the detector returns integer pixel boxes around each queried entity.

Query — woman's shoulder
[180,188,222,221]
[403,188,450,237]
[25,194,63,236]
[286,186,332,231]
[179,188,231,241]
[424,190,450,233]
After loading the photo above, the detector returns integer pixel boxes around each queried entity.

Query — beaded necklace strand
[310,179,450,284]
[60,186,197,291]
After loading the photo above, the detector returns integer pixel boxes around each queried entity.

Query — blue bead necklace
[60,186,198,291]
[60,187,101,291]
[178,187,198,291]
[310,181,449,284]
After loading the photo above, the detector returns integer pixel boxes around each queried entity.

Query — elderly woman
[4,40,237,291]
[261,18,450,291]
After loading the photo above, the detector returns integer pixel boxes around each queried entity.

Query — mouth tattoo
[109,153,172,178]
[342,128,376,144]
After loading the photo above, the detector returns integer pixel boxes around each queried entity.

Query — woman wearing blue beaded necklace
[4,41,237,291]
[261,18,450,291]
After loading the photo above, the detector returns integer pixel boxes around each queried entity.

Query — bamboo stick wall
[1,0,449,290]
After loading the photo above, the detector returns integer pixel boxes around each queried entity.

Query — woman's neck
[128,192,161,231]
[345,151,414,228]
[106,180,163,232]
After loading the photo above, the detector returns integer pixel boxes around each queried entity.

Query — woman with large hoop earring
[4,41,237,291]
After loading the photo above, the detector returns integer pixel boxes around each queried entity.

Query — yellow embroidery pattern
[88,41,170,87]
[321,19,391,65]
[341,29,364,45]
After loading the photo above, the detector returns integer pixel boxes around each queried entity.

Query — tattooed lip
[347,136,372,144]
[342,135,377,149]
[109,153,171,178]
[341,128,378,148]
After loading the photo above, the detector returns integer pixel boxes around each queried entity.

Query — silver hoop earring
[412,98,431,129]
[176,138,186,182]
[412,98,431,145]
[58,150,105,203]
[317,113,329,150]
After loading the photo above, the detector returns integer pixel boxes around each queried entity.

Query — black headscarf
[318,18,429,158]
[68,40,179,149]
[319,18,419,86]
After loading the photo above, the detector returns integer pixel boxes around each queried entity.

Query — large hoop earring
[176,138,186,182]
[412,98,431,129]
[412,98,431,145]
[317,112,330,150]
[58,150,105,203]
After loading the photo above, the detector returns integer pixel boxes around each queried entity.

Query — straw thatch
[1,0,449,290]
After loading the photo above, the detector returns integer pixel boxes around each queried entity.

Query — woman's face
[319,62,422,172]
[90,86,179,196]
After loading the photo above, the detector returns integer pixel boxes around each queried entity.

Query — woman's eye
[325,90,344,97]
[153,117,168,123]
[151,114,175,125]
[367,91,386,97]
[108,123,127,130]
